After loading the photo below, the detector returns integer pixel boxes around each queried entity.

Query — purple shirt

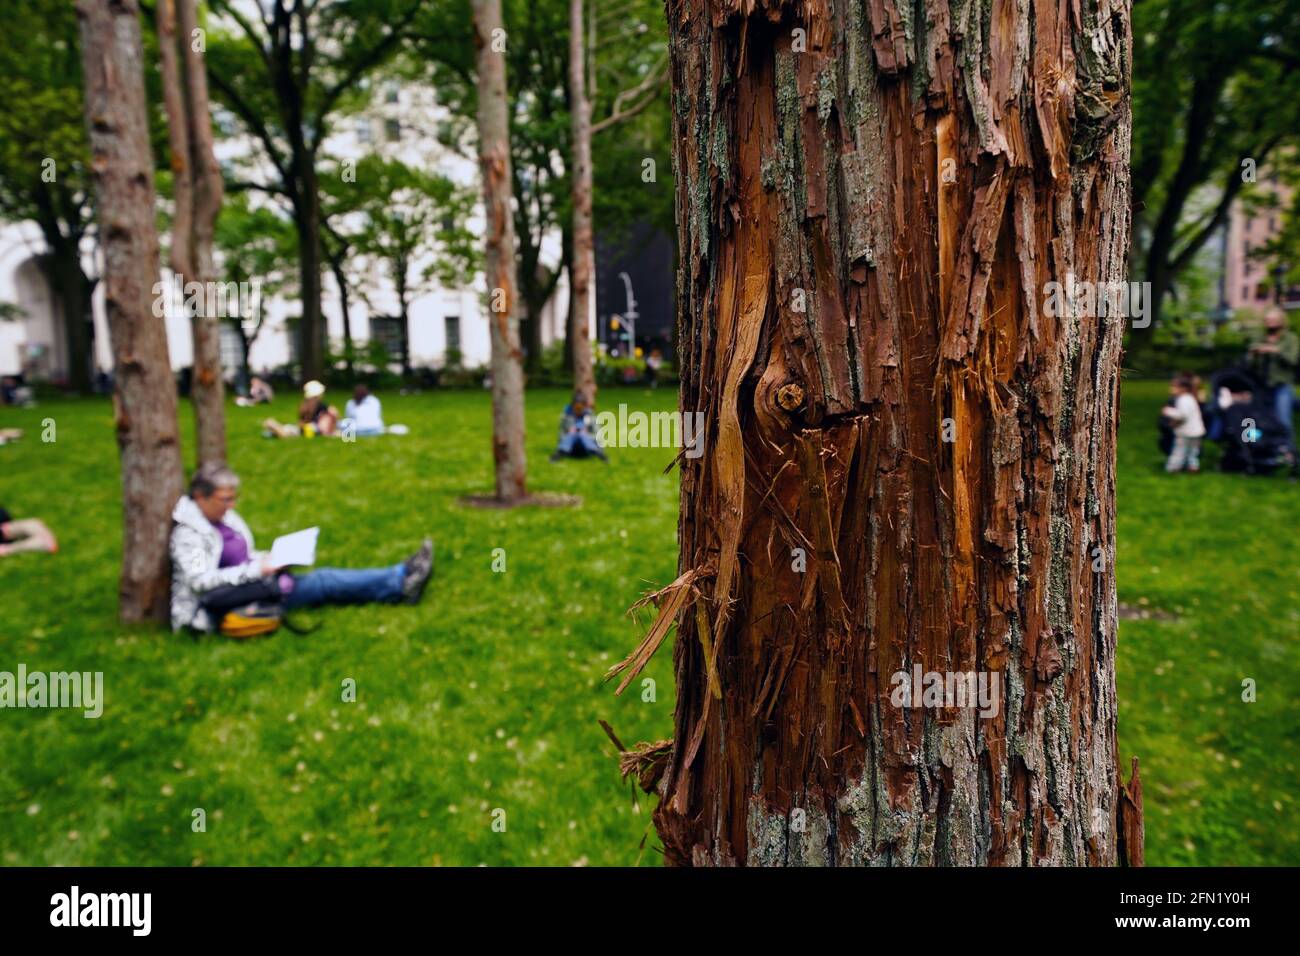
[212,520,249,567]
[211,519,295,595]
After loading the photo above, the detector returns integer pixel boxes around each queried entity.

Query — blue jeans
[1271,384,1295,436]
[284,564,405,610]
[557,431,603,457]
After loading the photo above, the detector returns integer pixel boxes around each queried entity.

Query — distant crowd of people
[1161,308,1298,475]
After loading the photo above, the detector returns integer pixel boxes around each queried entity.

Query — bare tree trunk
[78,0,185,623]
[179,0,227,464]
[568,0,596,404]
[158,0,227,467]
[645,0,1141,866]
[328,254,355,373]
[473,0,527,503]
[295,169,325,382]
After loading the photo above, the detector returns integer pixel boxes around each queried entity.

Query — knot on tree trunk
[776,381,805,412]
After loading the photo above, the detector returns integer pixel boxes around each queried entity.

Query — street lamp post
[618,271,638,357]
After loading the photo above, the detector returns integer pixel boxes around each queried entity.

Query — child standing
[1162,374,1206,473]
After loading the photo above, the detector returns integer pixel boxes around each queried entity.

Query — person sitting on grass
[169,463,434,633]
[0,505,57,557]
[1161,373,1206,473]
[262,380,340,438]
[549,391,607,462]
[342,384,385,437]
[234,375,274,407]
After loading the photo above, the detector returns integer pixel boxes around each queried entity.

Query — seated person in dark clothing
[169,464,433,633]
[549,392,607,462]
[262,380,340,438]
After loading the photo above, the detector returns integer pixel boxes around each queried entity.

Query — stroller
[1197,368,1295,475]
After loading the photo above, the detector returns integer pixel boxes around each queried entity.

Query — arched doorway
[13,256,66,381]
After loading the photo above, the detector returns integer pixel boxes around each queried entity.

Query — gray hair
[189,462,240,498]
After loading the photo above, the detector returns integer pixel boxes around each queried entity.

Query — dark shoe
[402,538,434,604]
[549,452,563,463]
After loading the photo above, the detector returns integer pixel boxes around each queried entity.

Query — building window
[369,315,403,362]
[356,117,373,143]
[385,119,400,142]
[444,315,461,353]
[218,323,244,372]
[384,82,400,104]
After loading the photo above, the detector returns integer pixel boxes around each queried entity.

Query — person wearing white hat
[297,380,340,437]
[260,380,341,438]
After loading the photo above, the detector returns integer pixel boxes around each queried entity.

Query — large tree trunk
[473,0,528,503]
[32,181,95,393]
[650,0,1140,866]
[44,240,94,393]
[158,0,227,467]
[567,0,597,403]
[78,0,185,623]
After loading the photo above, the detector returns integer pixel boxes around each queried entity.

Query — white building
[0,76,579,383]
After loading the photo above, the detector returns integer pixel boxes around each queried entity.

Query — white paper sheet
[269,527,319,568]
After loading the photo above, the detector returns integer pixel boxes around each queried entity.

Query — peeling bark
[473,0,528,503]
[655,0,1139,866]
[78,0,185,623]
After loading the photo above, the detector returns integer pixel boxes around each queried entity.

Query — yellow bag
[218,608,282,639]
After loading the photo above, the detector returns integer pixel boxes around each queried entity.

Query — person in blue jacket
[550,392,607,462]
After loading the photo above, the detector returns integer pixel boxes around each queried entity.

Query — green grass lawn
[0,379,1296,865]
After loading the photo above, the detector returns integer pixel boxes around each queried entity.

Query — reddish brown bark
[78,0,185,623]
[568,0,597,405]
[472,0,528,502]
[157,0,227,467]
[646,0,1140,865]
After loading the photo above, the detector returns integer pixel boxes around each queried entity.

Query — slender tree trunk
[329,255,355,374]
[562,232,575,374]
[523,294,544,373]
[399,295,412,377]
[158,0,227,467]
[648,0,1141,866]
[78,0,185,623]
[237,320,253,389]
[568,0,597,403]
[179,0,227,465]
[296,159,325,382]
[473,0,527,503]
